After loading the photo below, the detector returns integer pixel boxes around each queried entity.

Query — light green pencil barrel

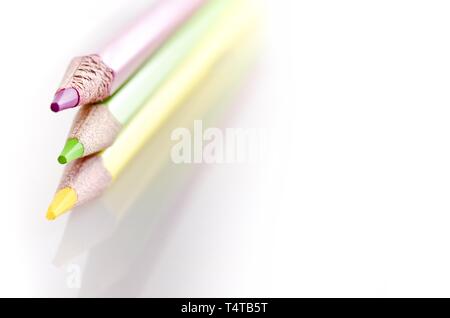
[58,0,235,164]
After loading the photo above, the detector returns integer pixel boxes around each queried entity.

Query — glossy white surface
[2,0,450,297]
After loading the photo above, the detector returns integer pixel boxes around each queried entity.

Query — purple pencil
[50,0,206,112]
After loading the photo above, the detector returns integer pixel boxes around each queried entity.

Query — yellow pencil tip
[46,211,56,221]
[46,187,77,220]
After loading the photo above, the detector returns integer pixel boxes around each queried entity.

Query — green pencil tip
[57,155,67,164]
[58,138,84,164]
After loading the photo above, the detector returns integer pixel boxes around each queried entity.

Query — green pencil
[58,0,235,164]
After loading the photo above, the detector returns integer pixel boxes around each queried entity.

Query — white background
[1,0,450,297]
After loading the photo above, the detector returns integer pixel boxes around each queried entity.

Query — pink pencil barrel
[100,0,207,92]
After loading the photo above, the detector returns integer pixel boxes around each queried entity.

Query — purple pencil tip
[50,102,60,112]
[50,88,80,112]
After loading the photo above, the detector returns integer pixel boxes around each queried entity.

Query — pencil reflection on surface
[53,32,261,296]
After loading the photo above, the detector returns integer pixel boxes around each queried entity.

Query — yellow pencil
[46,0,261,220]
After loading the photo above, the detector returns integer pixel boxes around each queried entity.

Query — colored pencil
[46,0,260,220]
[57,0,233,164]
[50,0,206,112]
